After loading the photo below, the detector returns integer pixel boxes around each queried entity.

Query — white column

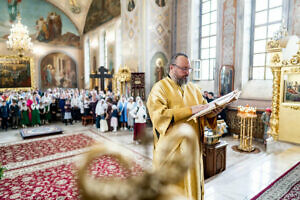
[84,37,90,88]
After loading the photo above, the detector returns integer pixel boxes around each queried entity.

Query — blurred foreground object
[77,124,197,200]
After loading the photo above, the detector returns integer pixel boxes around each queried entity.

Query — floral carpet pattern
[0,131,146,200]
[0,133,94,166]
[251,161,300,200]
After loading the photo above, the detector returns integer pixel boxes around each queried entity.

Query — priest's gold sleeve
[147,83,192,137]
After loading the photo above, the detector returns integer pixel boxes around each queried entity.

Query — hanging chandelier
[6,14,33,56]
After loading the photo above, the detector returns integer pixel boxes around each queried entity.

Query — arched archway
[40,52,77,89]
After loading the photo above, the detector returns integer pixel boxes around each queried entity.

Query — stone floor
[0,122,299,200]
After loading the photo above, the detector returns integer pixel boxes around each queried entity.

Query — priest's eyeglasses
[172,64,193,72]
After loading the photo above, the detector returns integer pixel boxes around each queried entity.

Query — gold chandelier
[6,14,33,56]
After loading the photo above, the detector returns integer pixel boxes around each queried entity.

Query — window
[104,32,107,67]
[196,0,217,80]
[192,60,201,80]
[84,38,90,87]
[250,0,284,80]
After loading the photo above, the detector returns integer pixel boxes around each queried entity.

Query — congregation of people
[0,88,147,143]
[203,90,228,122]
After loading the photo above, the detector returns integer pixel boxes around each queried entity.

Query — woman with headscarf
[20,101,29,128]
[26,95,33,123]
[111,105,118,132]
[31,98,40,127]
[130,100,147,143]
[95,99,107,131]
[117,96,128,131]
[126,97,135,131]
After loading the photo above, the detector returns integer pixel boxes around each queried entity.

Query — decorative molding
[282,104,300,110]
[266,40,281,50]
[222,0,237,66]
[122,0,140,72]
[288,51,300,65]
[271,53,281,64]
[292,0,300,36]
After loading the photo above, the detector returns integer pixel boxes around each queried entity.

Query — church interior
[0,0,299,199]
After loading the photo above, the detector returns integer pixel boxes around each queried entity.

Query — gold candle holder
[237,105,257,152]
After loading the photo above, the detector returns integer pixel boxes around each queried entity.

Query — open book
[187,89,241,121]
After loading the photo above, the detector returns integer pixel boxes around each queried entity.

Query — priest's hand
[206,106,224,118]
[191,104,209,114]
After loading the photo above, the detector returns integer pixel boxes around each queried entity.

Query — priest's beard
[176,77,188,86]
[170,73,188,86]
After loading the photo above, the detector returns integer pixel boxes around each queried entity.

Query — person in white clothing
[126,97,135,131]
[130,100,147,143]
[111,105,119,132]
[95,99,108,132]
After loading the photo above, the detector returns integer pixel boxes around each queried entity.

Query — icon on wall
[128,0,135,12]
[155,0,166,7]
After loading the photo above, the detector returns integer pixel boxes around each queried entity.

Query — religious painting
[84,0,120,33]
[0,0,80,47]
[155,0,166,7]
[219,65,234,96]
[150,52,168,88]
[283,72,300,103]
[40,53,77,89]
[131,72,145,100]
[0,55,34,90]
[127,0,135,12]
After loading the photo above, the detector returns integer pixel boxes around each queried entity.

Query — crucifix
[90,66,112,91]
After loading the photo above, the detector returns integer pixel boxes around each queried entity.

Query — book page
[187,90,241,121]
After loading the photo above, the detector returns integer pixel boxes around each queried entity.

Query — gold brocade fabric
[147,77,217,200]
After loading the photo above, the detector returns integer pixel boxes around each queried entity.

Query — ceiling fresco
[84,0,120,33]
[0,0,80,47]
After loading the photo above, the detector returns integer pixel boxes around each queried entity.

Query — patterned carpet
[251,161,300,200]
[0,131,146,200]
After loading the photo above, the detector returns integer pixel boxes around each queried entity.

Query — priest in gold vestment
[147,53,221,200]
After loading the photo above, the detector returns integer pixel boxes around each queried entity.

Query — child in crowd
[44,100,51,124]
[64,99,72,125]
[117,96,128,130]
[20,101,29,128]
[0,99,9,131]
[31,101,41,127]
[261,108,272,147]
[83,97,90,116]
[39,102,45,125]
[50,98,57,122]
[111,105,118,132]
[10,99,20,129]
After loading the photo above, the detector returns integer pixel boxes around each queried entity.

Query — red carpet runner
[251,161,300,200]
[0,132,145,200]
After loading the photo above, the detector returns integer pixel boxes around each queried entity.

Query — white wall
[83,17,121,89]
